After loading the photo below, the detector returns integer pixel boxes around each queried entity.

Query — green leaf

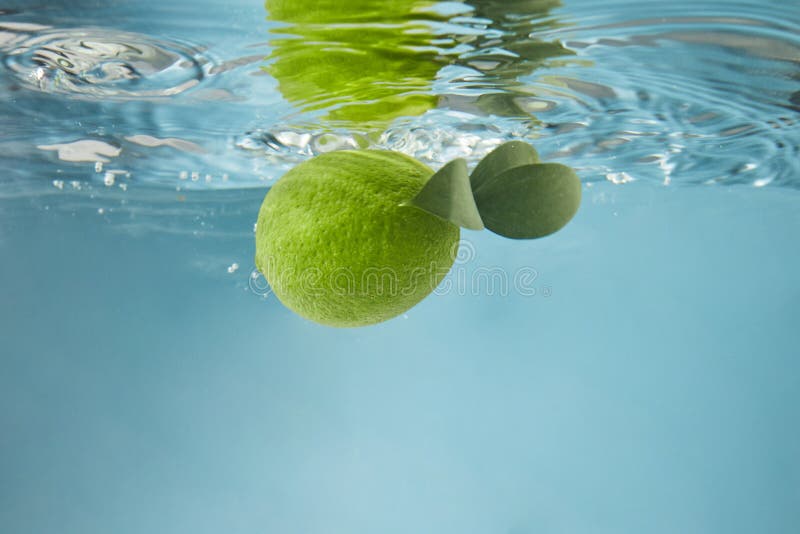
[470,141,540,193]
[405,159,484,230]
[474,163,581,239]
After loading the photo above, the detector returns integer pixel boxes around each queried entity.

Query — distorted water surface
[1,1,799,533]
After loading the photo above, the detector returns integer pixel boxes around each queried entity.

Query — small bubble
[103,172,115,186]
[179,171,188,180]
[605,172,634,185]
[191,171,199,182]
[70,181,82,190]
[119,183,128,191]
[97,208,105,215]
[52,179,64,190]
[205,174,212,183]
[95,161,103,173]
[30,67,46,83]
[227,263,239,274]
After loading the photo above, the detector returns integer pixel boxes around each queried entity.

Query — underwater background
[1,0,799,532]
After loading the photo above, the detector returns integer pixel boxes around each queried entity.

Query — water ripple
[237,0,800,190]
[2,27,209,99]
[1,0,799,214]
[526,5,800,188]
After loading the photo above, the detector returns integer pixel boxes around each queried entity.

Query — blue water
[1,1,799,533]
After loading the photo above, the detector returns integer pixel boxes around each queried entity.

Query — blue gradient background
[2,184,799,533]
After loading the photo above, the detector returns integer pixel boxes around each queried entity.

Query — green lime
[255,150,460,327]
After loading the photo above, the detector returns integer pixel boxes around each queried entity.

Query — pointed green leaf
[474,163,581,239]
[470,141,540,193]
[405,158,484,230]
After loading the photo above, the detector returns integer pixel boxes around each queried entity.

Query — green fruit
[255,150,460,327]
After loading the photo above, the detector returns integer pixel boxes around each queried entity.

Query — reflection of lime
[264,0,444,129]
[255,150,459,327]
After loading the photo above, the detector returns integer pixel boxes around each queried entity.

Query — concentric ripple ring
[2,27,208,99]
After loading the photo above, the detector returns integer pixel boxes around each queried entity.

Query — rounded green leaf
[470,141,540,193]
[474,163,581,239]
[406,159,484,230]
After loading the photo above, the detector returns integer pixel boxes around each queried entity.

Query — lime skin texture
[255,150,460,327]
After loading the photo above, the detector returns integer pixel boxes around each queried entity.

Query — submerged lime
[255,150,459,327]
